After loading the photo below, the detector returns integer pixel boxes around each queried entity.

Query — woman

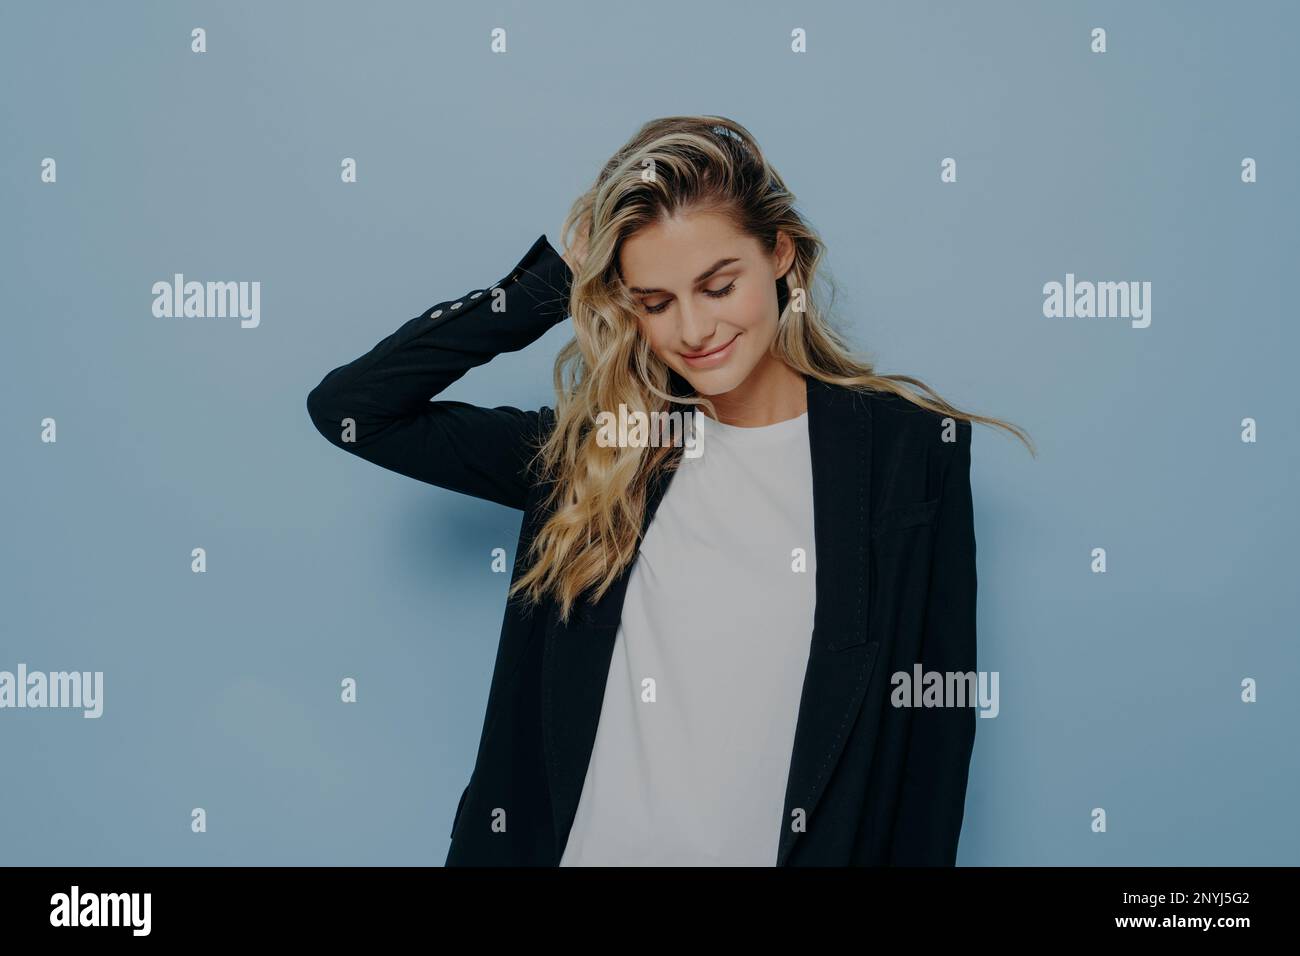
[307,115,1033,867]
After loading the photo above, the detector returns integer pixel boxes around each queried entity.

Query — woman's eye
[642,281,736,315]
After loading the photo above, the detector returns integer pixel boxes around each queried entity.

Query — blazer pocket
[871,497,941,537]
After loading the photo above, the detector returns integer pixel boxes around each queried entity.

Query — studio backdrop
[2,0,1297,865]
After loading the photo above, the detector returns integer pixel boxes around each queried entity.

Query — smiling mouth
[681,333,740,362]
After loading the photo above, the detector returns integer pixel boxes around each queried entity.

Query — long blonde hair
[509,115,1033,623]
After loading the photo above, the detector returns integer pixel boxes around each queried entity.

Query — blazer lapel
[542,375,876,865]
[775,376,876,865]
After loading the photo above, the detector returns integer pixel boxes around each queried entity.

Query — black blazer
[306,233,978,866]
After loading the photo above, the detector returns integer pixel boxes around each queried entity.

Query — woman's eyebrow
[628,257,740,295]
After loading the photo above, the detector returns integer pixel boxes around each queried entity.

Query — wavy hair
[509,115,1033,623]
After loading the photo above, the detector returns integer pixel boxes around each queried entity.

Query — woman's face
[619,210,794,397]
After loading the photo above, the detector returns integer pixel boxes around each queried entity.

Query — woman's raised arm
[306,233,573,510]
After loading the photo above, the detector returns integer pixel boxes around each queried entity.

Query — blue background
[2,0,1296,865]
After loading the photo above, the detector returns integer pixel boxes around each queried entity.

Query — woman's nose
[677,300,715,351]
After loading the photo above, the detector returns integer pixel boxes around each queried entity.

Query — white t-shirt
[558,410,818,866]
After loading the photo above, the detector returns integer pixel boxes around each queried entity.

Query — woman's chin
[676,365,750,397]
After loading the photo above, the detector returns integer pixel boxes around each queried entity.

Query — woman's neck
[701,355,807,428]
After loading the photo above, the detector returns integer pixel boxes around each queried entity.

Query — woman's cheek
[735,288,773,332]
[641,320,675,363]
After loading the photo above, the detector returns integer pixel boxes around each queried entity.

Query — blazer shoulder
[863,387,968,430]
[861,387,972,465]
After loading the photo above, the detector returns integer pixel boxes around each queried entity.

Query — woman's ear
[773,229,797,281]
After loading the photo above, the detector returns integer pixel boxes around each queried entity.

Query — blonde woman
[307,115,1032,867]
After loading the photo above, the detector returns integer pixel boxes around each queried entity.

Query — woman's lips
[681,333,740,368]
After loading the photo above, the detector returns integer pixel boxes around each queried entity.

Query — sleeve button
[450,301,463,309]
[429,309,443,318]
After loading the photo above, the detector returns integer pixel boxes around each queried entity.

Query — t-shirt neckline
[694,410,809,446]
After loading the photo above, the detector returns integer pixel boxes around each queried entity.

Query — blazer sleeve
[887,419,978,865]
[305,233,572,510]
